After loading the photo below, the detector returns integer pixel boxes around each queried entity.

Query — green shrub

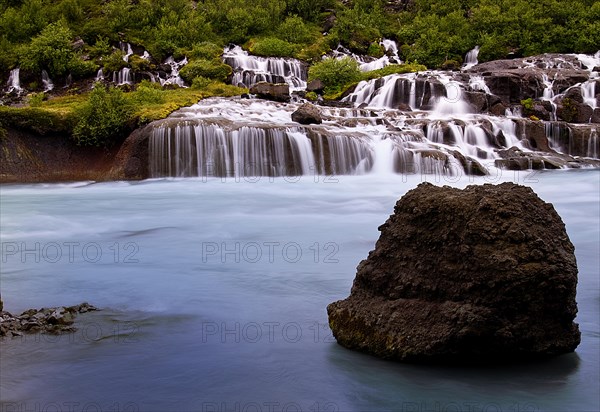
[132,81,165,104]
[20,20,77,77]
[179,59,232,83]
[367,42,385,58]
[89,36,113,60]
[101,50,128,72]
[250,38,299,58]
[191,76,212,90]
[188,42,223,60]
[277,16,313,45]
[305,91,318,101]
[27,92,46,107]
[308,57,361,95]
[129,55,154,72]
[73,85,133,147]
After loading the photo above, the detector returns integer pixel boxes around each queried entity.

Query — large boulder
[291,103,323,125]
[249,82,290,102]
[328,183,581,363]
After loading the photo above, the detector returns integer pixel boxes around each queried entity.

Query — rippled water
[1,171,598,412]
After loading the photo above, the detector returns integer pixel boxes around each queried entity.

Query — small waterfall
[6,68,22,94]
[463,46,480,70]
[223,45,307,90]
[588,129,598,158]
[332,40,402,72]
[113,68,132,85]
[120,42,134,62]
[469,75,491,94]
[541,74,557,120]
[158,56,187,87]
[141,51,152,60]
[41,70,54,91]
[581,80,597,109]
[150,122,320,177]
[95,68,104,81]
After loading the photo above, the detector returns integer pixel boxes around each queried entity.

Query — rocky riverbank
[0,302,98,337]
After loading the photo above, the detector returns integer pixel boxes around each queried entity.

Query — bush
[129,55,154,72]
[27,92,46,107]
[188,42,223,60]
[308,57,361,95]
[191,76,212,90]
[20,20,76,77]
[132,81,165,104]
[277,16,313,45]
[101,50,128,73]
[179,59,232,83]
[73,85,133,147]
[250,38,299,58]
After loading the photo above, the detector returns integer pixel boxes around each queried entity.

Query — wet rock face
[328,182,581,363]
[292,103,323,125]
[249,82,290,102]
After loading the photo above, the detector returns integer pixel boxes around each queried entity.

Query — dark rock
[514,119,551,152]
[249,82,290,102]
[307,79,325,93]
[463,91,488,113]
[556,97,593,123]
[292,103,323,125]
[592,109,600,124]
[72,38,85,50]
[327,183,580,363]
[1,302,98,337]
[489,102,508,116]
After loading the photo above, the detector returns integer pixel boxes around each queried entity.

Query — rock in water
[291,103,322,125]
[327,182,580,363]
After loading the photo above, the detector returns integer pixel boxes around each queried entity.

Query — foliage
[277,16,314,45]
[27,92,46,107]
[19,20,86,78]
[308,57,361,95]
[101,51,128,73]
[249,38,299,58]
[305,91,318,101]
[179,59,232,83]
[360,63,427,81]
[72,85,133,147]
[188,42,224,60]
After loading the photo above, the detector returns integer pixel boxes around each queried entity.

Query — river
[1,170,598,412]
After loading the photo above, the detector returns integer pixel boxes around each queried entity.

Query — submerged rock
[0,302,98,337]
[327,183,581,363]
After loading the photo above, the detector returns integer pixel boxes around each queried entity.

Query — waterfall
[6,68,22,94]
[120,42,134,62]
[223,45,307,90]
[463,46,480,70]
[150,122,320,177]
[332,40,402,72]
[158,56,187,87]
[588,129,598,158]
[41,70,54,92]
[581,80,597,109]
[113,68,132,85]
[95,68,104,81]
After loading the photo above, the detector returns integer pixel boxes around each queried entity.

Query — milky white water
[1,170,598,411]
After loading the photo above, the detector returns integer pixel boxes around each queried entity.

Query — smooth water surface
[1,171,598,412]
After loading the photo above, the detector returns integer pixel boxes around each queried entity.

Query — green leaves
[73,85,132,147]
[308,57,361,96]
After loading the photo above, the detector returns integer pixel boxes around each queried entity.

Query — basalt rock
[292,103,323,125]
[249,82,290,102]
[1,302,98,337]
[327,182,581,363]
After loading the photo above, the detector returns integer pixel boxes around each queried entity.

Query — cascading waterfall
[113,68,132,85]
[41,70,54,91]
[223,45,307,90]
[158,56,187,87]
[6,68,22,94]
[581,80,597,109]
[95,68,104,81]
[463,46,480,70]
[332,40,402,72]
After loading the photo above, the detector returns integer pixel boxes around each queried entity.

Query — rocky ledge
[327,182,581,363]
[0,302,98,337]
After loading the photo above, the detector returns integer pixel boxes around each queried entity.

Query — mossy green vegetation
[2,0,597,76]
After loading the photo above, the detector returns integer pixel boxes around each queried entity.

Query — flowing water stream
[0,171,599,411]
